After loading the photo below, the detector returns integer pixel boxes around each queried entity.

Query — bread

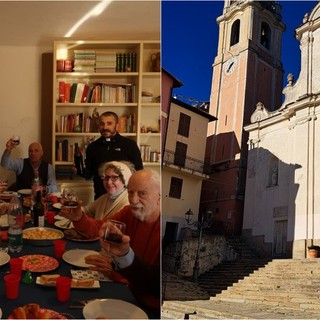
[11,307,26,319]
[75,278,94,287]
[40,274,60,285]
[24,303,40,319]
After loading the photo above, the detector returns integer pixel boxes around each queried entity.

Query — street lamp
[185,208,213,282]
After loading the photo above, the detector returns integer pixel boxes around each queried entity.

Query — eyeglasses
[101,175,120,182]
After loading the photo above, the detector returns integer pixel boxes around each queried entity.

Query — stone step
[162,299,320,319]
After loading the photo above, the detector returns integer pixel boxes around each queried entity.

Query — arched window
[230,19,240,46]
[261,22,271,49]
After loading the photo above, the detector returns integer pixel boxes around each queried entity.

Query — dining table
[0,193,147,319]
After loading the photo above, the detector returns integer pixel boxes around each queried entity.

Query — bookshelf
[52,40,161,180]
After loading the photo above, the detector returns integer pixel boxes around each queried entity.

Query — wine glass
[103,220,126,243]
[61,188,78,208]
[11,136,20,145]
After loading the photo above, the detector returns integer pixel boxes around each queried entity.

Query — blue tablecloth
[0,221,139,319]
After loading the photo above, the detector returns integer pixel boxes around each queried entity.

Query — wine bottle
[74,143,84,176]
[33,190,44,227]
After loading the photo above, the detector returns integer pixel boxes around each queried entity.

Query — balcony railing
[163,149,211,175]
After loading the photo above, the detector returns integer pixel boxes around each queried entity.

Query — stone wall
[163,234,237,278]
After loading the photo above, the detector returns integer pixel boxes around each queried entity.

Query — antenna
[173,94,210,110]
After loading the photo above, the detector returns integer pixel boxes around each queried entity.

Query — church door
[273,220,287,258]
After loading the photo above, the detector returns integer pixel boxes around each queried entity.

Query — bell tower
[202,1,285,235]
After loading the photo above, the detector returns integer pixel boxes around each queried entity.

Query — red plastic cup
[4,274,21,299]
[56,276,72,302]
[54,239,66,259]
[46,211,55,224]
[1,230,8,241]
[9,258,23,276]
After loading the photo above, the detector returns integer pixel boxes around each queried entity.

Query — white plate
[36,277,100,289]
[54,214,67,220]
[83,299,148,319]
[0,251,10,267]
[54,219,74,229]
[0,213,8,228]
[62,249,99,268]
[18,189,31,195]
[53,203,62,210]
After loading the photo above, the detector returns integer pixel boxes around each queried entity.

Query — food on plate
[64,228,92,240]
[10,307,26,319]
[21,255,59,272]
[39,274,60,285]
[10,304,52,319]
[39,274,94,287]
[73,278,95,287]
[23,196,32,207]
[24,303,41,319]
[23,228,63,240]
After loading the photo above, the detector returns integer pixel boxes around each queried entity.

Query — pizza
[20,255,59,272]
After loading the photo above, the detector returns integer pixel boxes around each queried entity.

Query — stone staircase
[162,258,320,319]
[197,236,269,296]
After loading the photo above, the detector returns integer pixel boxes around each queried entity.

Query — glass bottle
[7,194,23,252]
[33,190,44,227]
[31,170,43,206]
[74,143,84,176]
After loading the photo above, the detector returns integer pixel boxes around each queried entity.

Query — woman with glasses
[70,161,134,220]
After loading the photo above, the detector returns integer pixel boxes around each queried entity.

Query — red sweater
[74,205,160,314]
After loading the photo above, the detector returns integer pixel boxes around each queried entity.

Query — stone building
[243,2,320,258]
[202,0,285,236]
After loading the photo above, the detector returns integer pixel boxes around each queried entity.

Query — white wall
[0,45,52,185]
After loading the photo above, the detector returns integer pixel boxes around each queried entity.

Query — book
[65,83,71,103]
[70,83,77,103]
[59,81,65,102]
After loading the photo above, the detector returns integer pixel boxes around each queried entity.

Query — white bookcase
[52,40,161,181]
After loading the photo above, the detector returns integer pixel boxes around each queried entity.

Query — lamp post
[185,208,213,282]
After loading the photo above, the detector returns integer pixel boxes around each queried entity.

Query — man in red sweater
[60,169,160,317]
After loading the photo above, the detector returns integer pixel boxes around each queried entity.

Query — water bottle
[7,194,23,252]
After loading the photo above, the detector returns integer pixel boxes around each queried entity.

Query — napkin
[71,269,111,282]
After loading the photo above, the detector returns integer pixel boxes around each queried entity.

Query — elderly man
[1,139,57,193]
[60,169,160,317]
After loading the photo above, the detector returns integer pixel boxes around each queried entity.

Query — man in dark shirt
[85,111,143,199]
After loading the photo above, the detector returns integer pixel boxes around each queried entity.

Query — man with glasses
[83,111,143,199]
[60,169,160,318]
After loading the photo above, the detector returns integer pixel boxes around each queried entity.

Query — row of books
[58,81,136,104]
[140,145,160,162]
[56,112,97,133]
[71,50,137,73]
[56,139,76,162]
[56,112,136,134]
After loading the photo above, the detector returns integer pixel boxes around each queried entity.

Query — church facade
[202,0,285,236]
[244,2,320,259]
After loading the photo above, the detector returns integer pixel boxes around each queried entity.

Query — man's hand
[99,222,131,258]
[60,200,83,221]
[5,139,16,152]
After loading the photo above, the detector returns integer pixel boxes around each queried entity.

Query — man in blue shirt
[1,139,57,193]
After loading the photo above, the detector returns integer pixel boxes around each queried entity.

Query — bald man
[1,139,57,192]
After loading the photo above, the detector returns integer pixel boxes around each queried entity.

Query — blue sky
[162,1,317,105]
